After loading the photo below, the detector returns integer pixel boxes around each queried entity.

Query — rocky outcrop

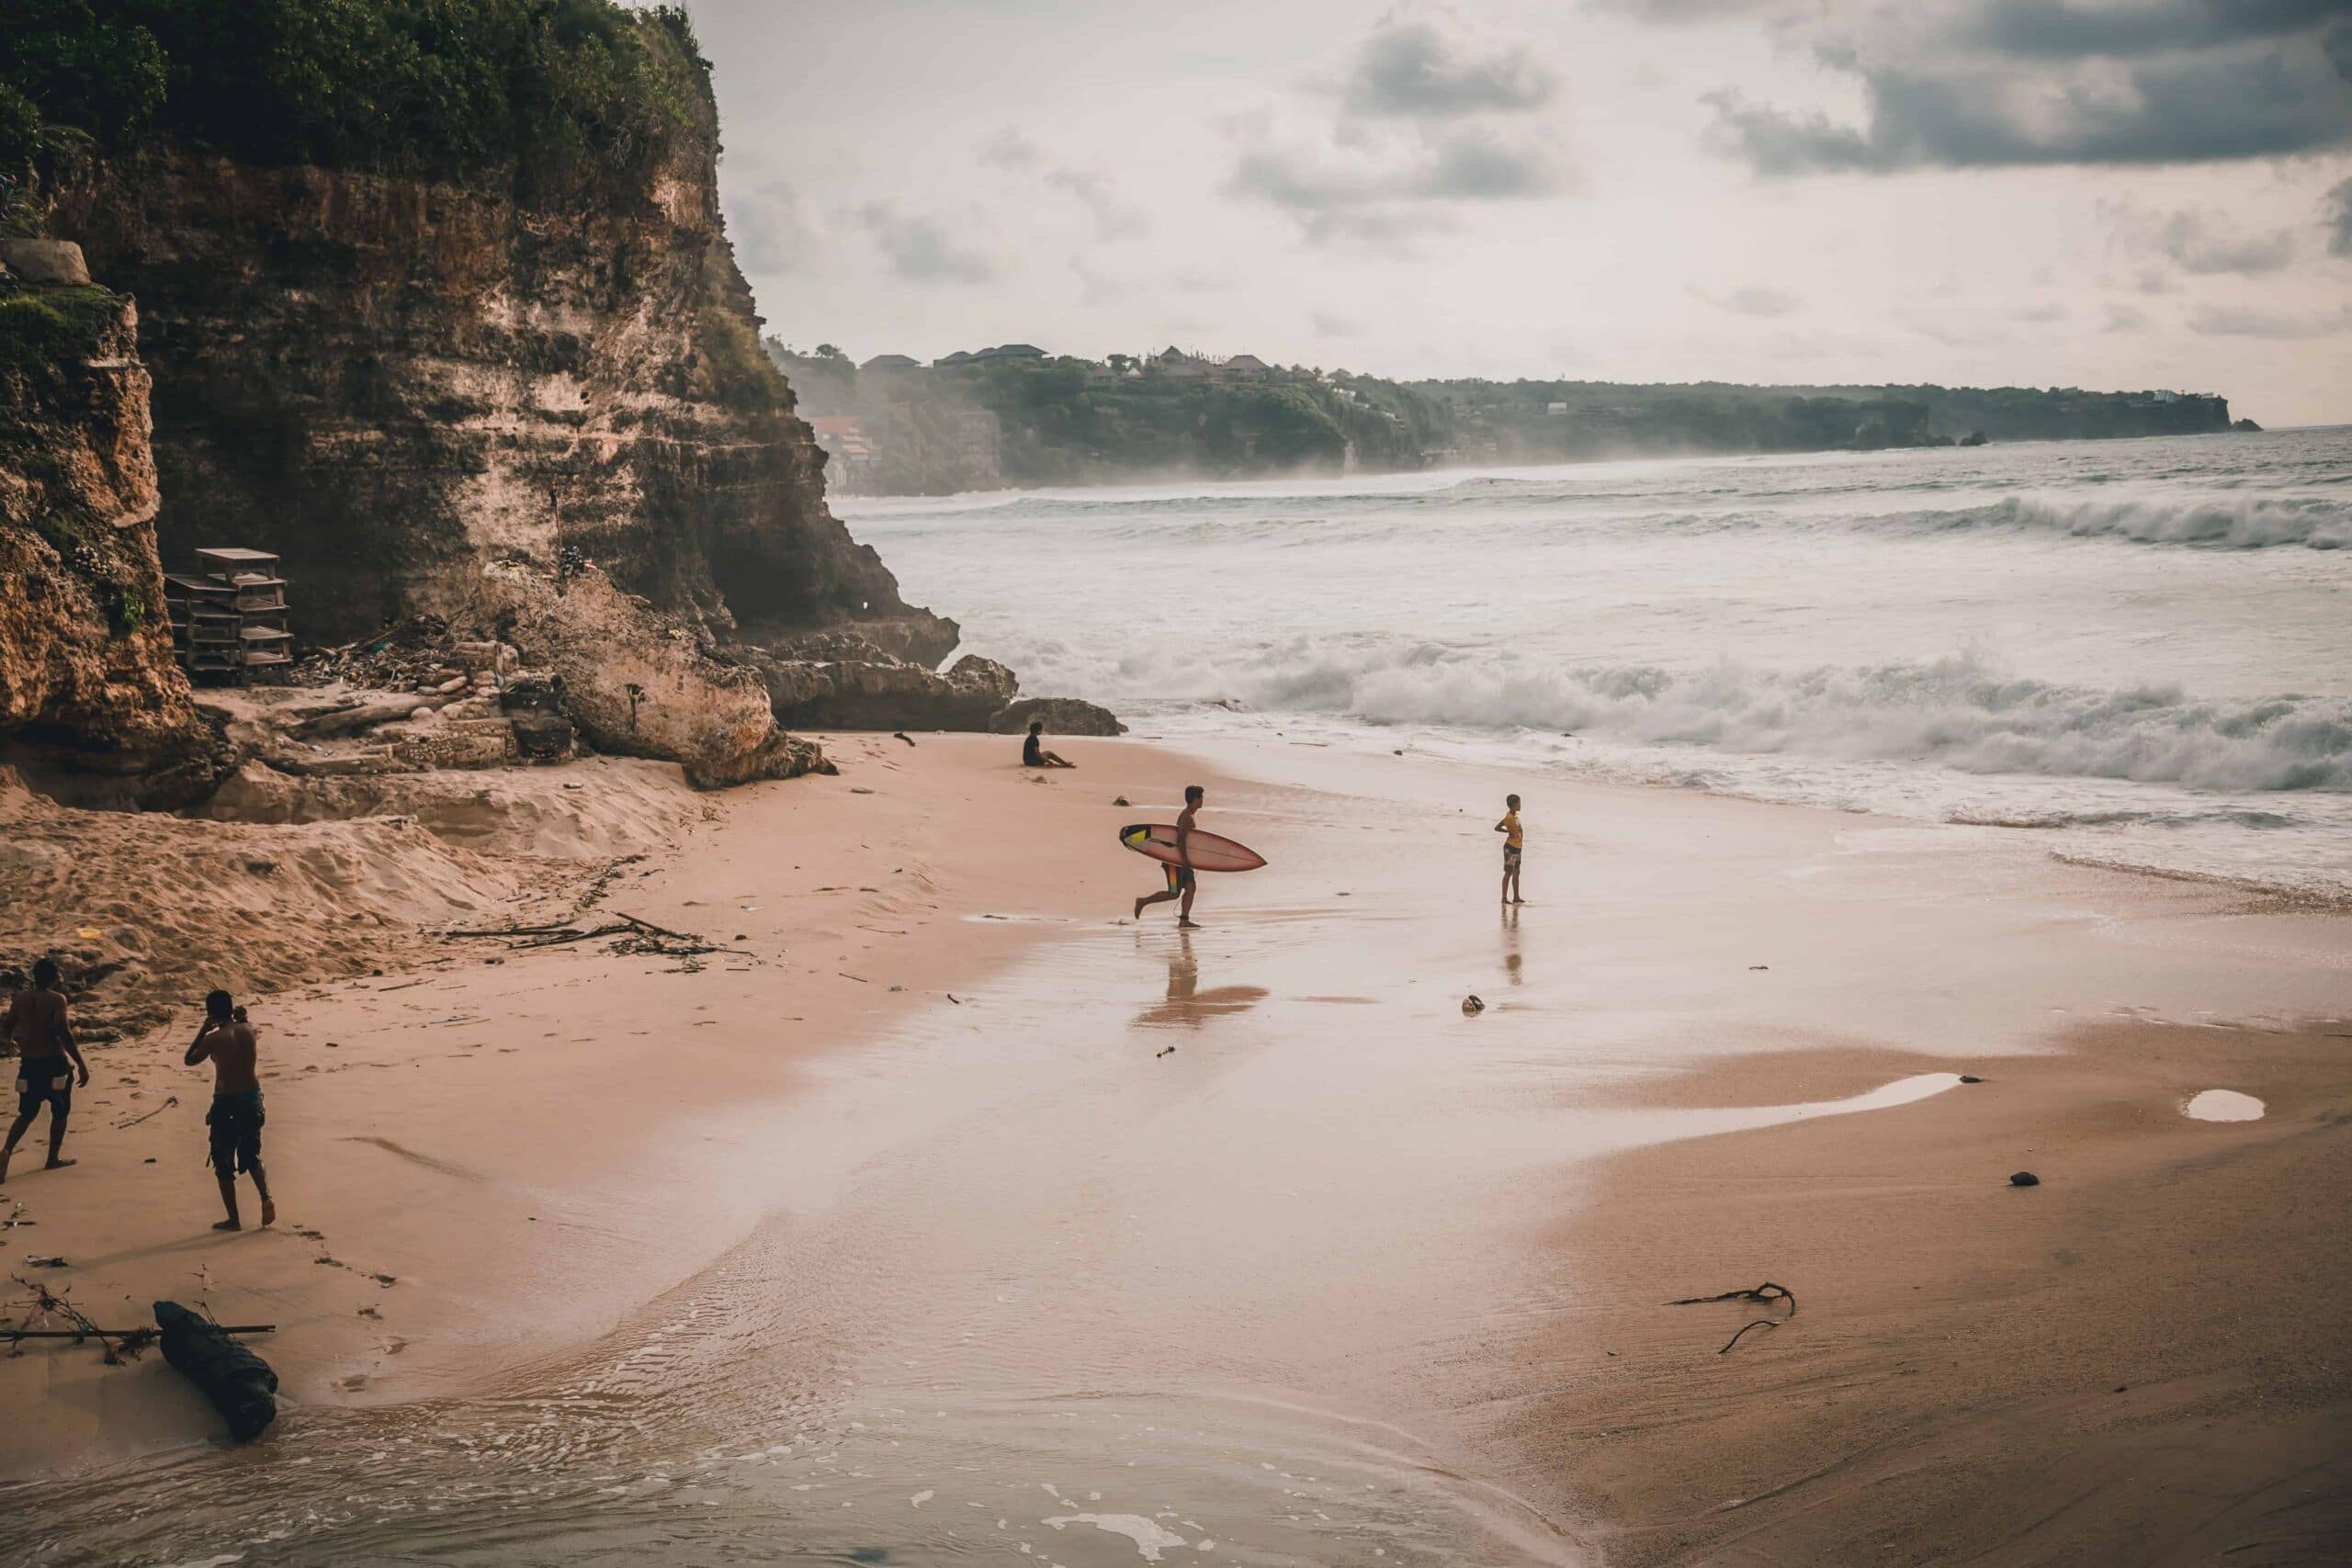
[990,695,1126,738]
[49,126,947,656]
[32,17,1021,773]
[741,632,1122,736]
[478,560,830,788]
[0,264,218,803]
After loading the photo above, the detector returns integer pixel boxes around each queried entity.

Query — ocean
[844,426,2352,897]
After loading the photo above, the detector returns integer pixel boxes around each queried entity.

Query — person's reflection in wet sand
[1134,929,1270,1030]
[1503,904,1524,986]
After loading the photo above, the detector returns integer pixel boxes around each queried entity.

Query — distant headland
[767,341,2255,497]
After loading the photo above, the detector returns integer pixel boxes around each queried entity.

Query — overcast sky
[691,0,2352,426]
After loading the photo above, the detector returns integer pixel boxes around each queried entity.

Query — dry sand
[2,732,2346,1566]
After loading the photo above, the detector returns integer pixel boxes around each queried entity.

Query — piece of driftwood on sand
[155,1300,281,1441]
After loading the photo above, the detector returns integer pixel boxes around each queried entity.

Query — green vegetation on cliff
[771,344,2239,495]
[1429,378,2233,461]
[2,0,705,204]
[0,282,120,400]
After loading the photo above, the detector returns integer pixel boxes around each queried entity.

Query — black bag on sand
[154,1300,279,1441]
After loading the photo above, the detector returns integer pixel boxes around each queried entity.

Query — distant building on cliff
[861,353,922,373]
[808,415,877,492]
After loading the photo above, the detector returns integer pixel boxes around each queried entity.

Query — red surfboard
[1118,823,1267,873]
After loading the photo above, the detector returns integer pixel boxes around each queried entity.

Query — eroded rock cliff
[34,19,995,783]
[0,257,216,802]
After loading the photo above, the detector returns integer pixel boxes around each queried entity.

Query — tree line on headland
[770,342,2251,497]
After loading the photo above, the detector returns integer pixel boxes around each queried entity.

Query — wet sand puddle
[6,871,1970,1565]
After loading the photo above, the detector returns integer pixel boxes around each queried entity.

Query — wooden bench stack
[165,547,292,682]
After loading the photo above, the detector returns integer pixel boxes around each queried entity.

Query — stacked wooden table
[164,547,292,683]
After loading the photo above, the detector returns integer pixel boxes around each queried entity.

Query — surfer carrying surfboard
[1134,784,1207,929]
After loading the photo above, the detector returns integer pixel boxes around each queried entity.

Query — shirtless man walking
[185,990,275,1230]
[2,958,91,1183]
[1134,784,1207,930]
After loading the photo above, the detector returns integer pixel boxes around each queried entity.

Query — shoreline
[3,731,2346,1565]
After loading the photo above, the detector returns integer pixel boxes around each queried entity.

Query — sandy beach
[3,733,2346,1564]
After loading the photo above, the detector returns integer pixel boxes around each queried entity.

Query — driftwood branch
[290,691,458,739]
[1719,1319,1780,1354]
[112,1094,178,1130]
[437,912,746,960]
[7,1274,153,1363]
[1667,1281,1797,1317]
[6,1325,273,1339]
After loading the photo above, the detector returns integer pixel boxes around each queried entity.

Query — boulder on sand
[989,694,1125,737]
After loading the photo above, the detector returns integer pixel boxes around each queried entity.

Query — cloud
[978,126,1044,171]
[1227,10,1571,247]
[729,178,826,274]
[851,203,997,284]
[1309,309,1364,337]
[981,124,1150,240]
[2189,302,2352,338]
[1341,14,1561,118]
[1961,0,2352,60]
[2104,201,2298,276]
[2010,300,2069,323]
[1703,8,2352,175]
[2100,303,2151,333]
[1045,166,1151,240]
[2327,175,2352,256]
[1227,119,1563,244]
[1898,306,2010,348]
[1693,283,1803,317]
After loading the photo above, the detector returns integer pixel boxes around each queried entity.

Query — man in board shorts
[1134,784,1206,930]
[186,988,275,1230]
[2,958,91,1183]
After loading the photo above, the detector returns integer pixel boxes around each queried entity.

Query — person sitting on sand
[185,989,275,1231]
[1495,793,1524,906]
[1022,720,1075,769]
[2,958,90,1184]
[1134,784,1206,929]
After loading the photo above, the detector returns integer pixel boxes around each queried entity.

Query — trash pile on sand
[288,614,466,691]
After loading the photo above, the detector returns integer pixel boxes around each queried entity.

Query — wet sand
[1490,1025,2352,1565]
[3,735,2346,1564]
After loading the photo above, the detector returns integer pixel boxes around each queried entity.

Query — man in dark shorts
[2,958,91,1183]
[1133,784,1206,929]
[1022,720,1075,769]
[185,989,275,1231]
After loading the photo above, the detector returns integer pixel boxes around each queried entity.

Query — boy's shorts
[1163,863,1196,892]
[1503,844,1522,871]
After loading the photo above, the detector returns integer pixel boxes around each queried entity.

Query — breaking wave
[1930,494,2352,549]
[1156,649,2352,793]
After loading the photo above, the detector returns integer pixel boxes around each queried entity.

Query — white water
[847,428,2352,895]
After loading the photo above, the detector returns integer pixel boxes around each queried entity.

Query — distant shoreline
[829,421,2278,504]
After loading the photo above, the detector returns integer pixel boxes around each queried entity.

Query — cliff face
[51,132,955,656]
[0,261,215,801]
[28,18,970,792]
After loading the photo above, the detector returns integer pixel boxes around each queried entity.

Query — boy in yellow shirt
[1495,794,1524,905]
